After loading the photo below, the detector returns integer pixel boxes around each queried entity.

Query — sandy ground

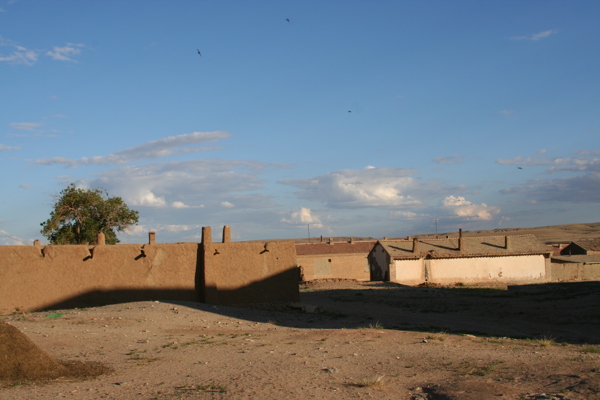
[2,280,600,400]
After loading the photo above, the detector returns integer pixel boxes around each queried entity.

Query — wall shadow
[171,280,600,345]
[36,269,299,312]
[35,280,600,345]
[37,289,199,311]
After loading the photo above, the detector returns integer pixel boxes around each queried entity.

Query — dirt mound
[0,320,68,381]
[0,321,112,384]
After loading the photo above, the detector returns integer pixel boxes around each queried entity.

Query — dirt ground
[1,280,600,400]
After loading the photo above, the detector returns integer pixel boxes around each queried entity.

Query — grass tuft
[353,374,385,388]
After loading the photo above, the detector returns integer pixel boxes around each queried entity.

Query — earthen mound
[0,321,112,384]
[0,320,68,381]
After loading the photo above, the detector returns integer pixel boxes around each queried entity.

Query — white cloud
[279,166,423,209]
[0,230,28,245]
[499,110,515,118]
[10,122,42,131]
[0,144,20,152]
[388,210,421,220]
[443,195,500,221]
[81,158,276,210]
[281,207,323,228]
[172,201,199,209]
[19,184,31,189]
[496,149,600,172]
[161,224,193,232]
[220,201,235,208]
[0,46,38,65]
[433,154,463,165]
[45,43,84,62]
[510,29,557,41]
[133,191,167,207]
[35,131,231,166]
[501,173,600,203]
[121,224,147,236]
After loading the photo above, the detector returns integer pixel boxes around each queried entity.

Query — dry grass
[353,374,385,388]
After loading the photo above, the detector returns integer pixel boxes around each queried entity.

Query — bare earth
[2,280,600,400]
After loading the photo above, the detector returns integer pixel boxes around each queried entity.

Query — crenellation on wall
[97,232,105,245]
[222,225,231,243]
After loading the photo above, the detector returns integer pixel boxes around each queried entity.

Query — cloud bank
[35,131,232,167]
[280,166,423,209]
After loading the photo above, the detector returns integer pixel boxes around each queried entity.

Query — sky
[1,1,599,244]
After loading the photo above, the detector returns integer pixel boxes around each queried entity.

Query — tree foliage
[40,184,139,245]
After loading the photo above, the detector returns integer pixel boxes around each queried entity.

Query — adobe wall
[0,226,301,314]
[297,254,370,281]
[550,263,600,282]
[0,243,198,315]
[428,255,547,285]
[199,227,299,305]
[388,255,547,285]
[390,259,424,285]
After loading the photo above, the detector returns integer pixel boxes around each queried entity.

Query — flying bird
[197,49,201,56]
[286,18,290,22]
[517,167,523,169]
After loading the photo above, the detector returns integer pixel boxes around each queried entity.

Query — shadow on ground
[168,280,600,345]
[35,280,600,345]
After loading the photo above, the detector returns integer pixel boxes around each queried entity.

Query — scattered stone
[521,394,570,400]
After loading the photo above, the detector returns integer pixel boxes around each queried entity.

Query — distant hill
[413,222,600,244]
[252,222,600,245]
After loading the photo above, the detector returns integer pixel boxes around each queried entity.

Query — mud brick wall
[0,226,300,314]
[198,226,299,305]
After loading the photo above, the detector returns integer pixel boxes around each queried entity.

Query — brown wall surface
[1,231,301,314]
[297,254,370,281]
[295,241,375,281]
[200,241,300,305]
[550,263,600,282]
[0,243,198,314]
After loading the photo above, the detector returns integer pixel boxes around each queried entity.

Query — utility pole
[433,219,439,237]
[307,224,311,243]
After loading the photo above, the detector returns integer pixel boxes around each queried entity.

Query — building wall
[550,263,600,281]
[391,259,424,284]
[0,226,300,314]
[200,239,300,305]
[0,243,199,315]
[368,245,390,281]
[427,255,546,284]
[297,254,370,281]
[388,254,547,285]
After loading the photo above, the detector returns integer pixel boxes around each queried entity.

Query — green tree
[40,184,139,245]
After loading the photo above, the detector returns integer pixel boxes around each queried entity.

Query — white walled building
[369,234,551,285]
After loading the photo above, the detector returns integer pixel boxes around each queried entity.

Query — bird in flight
[197,49,201,56]
[517,167,523,169]
[286,18,290,22]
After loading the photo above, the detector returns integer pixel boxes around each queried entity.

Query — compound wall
[0,226,300,314]
[550,263,600,282]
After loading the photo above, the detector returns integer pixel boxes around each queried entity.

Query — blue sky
[1,1,599,244]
